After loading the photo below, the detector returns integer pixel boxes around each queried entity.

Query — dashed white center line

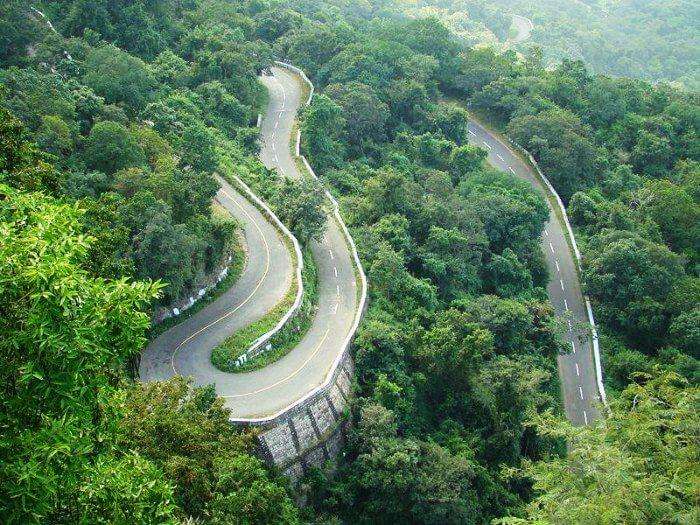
[549,242,555,253]
[560,279,565,291]
[544,229,549,236]
[564,298,569,311]
[583,410,588,425]
[271,143,276,151]
[509,167,516,174]
[567,319,573,331]
[483,141,492,149]
[575,363,580,376]
[468,129,476,136]
[331,303,338,315]
[570,341,576,353]
[274,121,279,130]
[579,386,584,400]
[555,260,560,272]
[329,249,334,260]
[336,284,340,296]
[496,153,504,162]
[333,267,338,277]
[279,111,284,118]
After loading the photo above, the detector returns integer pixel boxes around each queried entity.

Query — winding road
[141,67,358,420]
[509,14,534,44]
[468,120,601,425]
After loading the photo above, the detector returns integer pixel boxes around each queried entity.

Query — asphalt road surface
[510,14,534,44]
[468,120,601,426]
[141,67,358,420]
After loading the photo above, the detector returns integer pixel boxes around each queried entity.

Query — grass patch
[233,246,319,372]
[211,246,317,373]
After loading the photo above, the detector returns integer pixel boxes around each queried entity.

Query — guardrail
[219,173,305,367]
[509,142,608,409]
[229,62,368,424]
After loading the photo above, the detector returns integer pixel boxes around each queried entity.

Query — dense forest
[378,0,700,91]
[1,0,698,523]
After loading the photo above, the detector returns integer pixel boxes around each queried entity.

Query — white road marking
[579,386,584,400]
[331,303,338,315]
[171,186,272,374]
[336,284,340,296]
[333,267,338,277]
[509,167,516,174]
[567,319,573,331]
[483,141,492,149]
[469,130,476,136]
[329,249,334,260]
[274,153,279,164]
[544,229,549,236]
[274,121,279,130]
[496,153,505,162]
[570,341,576,353]
[555,260,560,272]
[560,279,565,291]
[271,143,275,151]
[224,329,330,398]
[564,298,569,311]
[583,410,588,425]
[279,111,284,118]
[575,363,580,376]
[549,242,555,253]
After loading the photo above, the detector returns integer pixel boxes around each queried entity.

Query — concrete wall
[254,353,354,483]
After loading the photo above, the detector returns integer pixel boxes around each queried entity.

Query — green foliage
[83,120,146,174]
[83,44,156,111]
[117,377,300,523]
[0,181,168,522]
[501,371,699,524]
[584,230,685,349]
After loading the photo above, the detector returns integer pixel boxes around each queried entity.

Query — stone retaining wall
[252,352,354,483]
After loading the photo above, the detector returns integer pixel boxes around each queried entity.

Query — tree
[302,94,346,173]
[0,105,60,192]
[584,230,685,349]
[336,404,479,525]
[83,120,146,175]
[636,179,699,257]
[83,44,156,111]
[271,177,327,245]
[77,453,177,525]
[507,108,601,200]
[35,114,74,156]
[499,372,699,525]
[449,144,486,182]
[180,123,219,173]
[326,82,389,153]
[419,225,484,299]
[118,377,299,523]
[0,182,163,521]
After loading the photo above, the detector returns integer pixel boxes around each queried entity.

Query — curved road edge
[229,63,368,424]
[507,142,608,409]
[467,116,607,425]
[140,176,294,390]
[221,173,304,366]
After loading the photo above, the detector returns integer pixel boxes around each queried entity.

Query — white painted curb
[510,143,608,409]
[229,62,368,424]
[217,173,304,367]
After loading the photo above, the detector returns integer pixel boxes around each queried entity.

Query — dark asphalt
[141,67,359,420]
[468,120,602,425]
